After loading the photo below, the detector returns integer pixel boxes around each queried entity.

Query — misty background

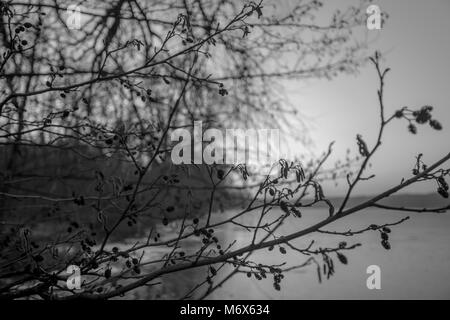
[282,0,450,196]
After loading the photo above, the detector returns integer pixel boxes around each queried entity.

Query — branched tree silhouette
[0,0,448,300]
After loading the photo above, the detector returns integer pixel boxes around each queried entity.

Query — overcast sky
[282,0,450,196]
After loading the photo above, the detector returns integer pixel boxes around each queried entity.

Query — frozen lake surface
[116,207,450,299]
[207,208,450,299]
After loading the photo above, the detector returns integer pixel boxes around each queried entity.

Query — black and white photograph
[0,0,450,307]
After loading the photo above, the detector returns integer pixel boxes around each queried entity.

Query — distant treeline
[0,144,249,240]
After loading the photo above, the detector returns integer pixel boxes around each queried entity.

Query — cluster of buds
[218,83,228,96]
[370,224,392,250]
[414,106,442,130]
[437,176,449,198]
[356,134,369,157]
[396,105,443,134]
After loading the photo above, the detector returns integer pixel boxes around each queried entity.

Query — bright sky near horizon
[281,0,450,196]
